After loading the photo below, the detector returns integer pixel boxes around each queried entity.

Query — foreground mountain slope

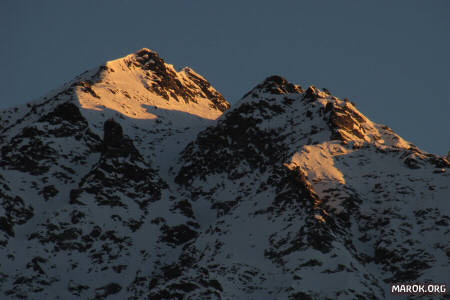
[168,76,449,299]
[0,53,448,299]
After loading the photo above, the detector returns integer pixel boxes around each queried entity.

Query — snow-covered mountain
[0,50,448,299]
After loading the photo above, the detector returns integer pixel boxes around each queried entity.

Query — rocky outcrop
[245,75,303,96]
[129,48,229,112]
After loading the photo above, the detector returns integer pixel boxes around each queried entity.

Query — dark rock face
[183,67,230,112]
[39,102,86,125]
[0,191,33,239]
[1,102,100,175]
[160,224,198,246]
[404,156,421,169]
[70,118,166,209]
[327,103,366,140]
[176,104,288,184]
[95,282,122,299]
[244,75,303,97]
[104,118,124,147]
[75,81,101,99]
[0,101,103,250]
[0,128,57,175]
[299,90,371,143]
[131,48,230,112]
[303,86,320,101]
[133,48,196,103]
[103,118,140,158]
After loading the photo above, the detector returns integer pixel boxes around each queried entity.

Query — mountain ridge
[0,49,448,299]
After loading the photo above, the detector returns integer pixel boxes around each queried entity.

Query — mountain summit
[76,47,229,118]
[0,51,449,299]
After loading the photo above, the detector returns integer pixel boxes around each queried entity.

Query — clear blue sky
[1,0,449,154]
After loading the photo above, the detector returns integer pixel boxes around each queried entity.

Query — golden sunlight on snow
[288,142,348,185]
[286,142,350,213]
[75,54,223,121]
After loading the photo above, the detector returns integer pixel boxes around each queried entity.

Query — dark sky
[1,1,449,155]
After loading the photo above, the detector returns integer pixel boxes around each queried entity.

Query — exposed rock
[252,75,303,95]
[103,118,140,158]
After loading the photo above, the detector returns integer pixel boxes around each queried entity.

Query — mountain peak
[234,76,414,151]
[64,48,231,121]
[133,48,166,72]
[135,47,158,56]
[257,75,303,95]
[303,85,321,99]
